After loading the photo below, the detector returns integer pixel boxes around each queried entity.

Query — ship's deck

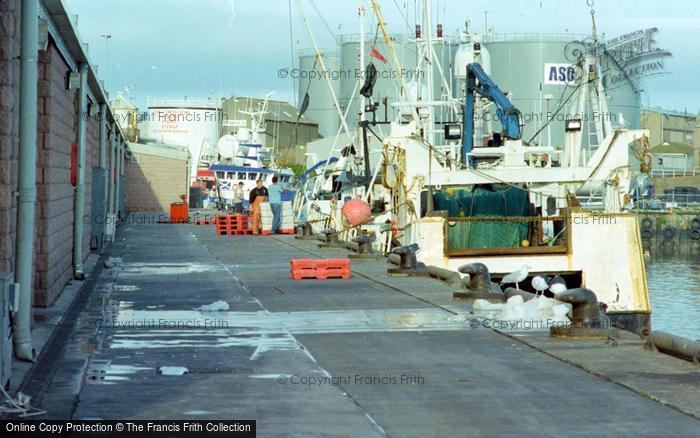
[28,212,700,435]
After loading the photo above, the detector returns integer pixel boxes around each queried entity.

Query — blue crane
[462,62,523,165]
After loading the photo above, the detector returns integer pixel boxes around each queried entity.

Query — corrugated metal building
[220,97,320,167]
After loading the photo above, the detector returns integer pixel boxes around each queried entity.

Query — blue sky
[64,0,699,113]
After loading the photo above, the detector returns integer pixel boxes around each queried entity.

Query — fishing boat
[206,94,295,209]
[294,0,652,333]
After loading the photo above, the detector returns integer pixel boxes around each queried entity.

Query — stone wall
[125,152,189,212]
[0,0,20,275]
[34,42,78,306]
[0,3,113,307]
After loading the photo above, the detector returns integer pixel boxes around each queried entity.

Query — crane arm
[462,62,522,165]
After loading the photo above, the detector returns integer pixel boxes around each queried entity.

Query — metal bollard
[348,233,381,260]
[453,263,503,300]
[318,228,344,249]
[387,244,428,276]
[294,223,317,240]
[550,288,616,338]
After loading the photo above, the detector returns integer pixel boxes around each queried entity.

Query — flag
[298,92,309,121]
[369,47,387,64]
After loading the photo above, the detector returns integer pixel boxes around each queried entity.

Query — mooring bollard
[318,228,345,249]
[453,262,503,300]
[387,244,428,276]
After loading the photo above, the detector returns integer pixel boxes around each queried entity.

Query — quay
[14,213,700,435]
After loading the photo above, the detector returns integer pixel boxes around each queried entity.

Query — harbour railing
[650,168,700,178]
[638,194,700,210]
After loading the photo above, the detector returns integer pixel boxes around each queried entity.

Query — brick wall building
[0,0,128,307]
[124,143,190,212]
[0,0,21,279]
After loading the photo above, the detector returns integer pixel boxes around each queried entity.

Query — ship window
[216,171,224,179]
[247,173,257,180]
[226,172,234,179]
[237,172,245,179]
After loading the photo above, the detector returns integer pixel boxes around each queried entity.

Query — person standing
[268,175,282,233]
[249,179,268,235]
[233,181,245,213]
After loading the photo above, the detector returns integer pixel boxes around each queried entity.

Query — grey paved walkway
[34,214,700,436]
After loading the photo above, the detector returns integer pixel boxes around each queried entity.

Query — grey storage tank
[481,33,641,148]
[297,49,341,138]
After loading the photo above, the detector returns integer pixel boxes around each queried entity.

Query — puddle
[250,374,291,379]
[118,263,225,276]
[113,308,472,335]
[86,361,152,385]
[228,263,290,270]
[105,308,478,360]
[184,410,217,415]
[158,366,189,376]
[112,285,140,292]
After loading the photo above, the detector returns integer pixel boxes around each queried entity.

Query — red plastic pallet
[215,215,249,225]
[214,215,250,235]
[290,259,351,280]
[216,228,253,236]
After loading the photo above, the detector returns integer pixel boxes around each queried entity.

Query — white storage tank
[144,97,222,182]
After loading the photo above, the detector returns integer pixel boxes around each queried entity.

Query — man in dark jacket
[249,179,268,234]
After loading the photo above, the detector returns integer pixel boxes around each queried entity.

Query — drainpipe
[98,104,107,245]
[72,63,88,280]
[120,141,126,214]
[114,140,122,217]
[99,104,107,169]
[108,124,116,215]
[14,0,39,361]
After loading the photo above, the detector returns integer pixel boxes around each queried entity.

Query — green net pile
[433,187,530,249]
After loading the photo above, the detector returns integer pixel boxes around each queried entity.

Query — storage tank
[299,32,459,136]
[337,33,458,128]
[298,31,641,150]
[298,50,340,138]
[481,33,641,149]
[144,97,221,181]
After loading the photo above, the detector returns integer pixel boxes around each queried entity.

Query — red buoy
[341,199,372,226]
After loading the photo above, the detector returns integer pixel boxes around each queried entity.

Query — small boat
[202,93,296,209]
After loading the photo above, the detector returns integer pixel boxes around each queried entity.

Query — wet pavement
[26,213,700,436]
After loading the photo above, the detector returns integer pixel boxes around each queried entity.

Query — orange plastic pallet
[215,215,249,225]
[216,228,253,236]
[291,269,350,280]
[216,224,249,231]
[290,258,351,280]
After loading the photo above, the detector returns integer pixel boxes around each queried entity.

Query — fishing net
[433,187,530,249]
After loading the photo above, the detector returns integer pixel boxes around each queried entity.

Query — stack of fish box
[259,201,295,234]
[260,203,274,235]
[280,201,295,234]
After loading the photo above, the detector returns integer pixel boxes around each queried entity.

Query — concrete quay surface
[18,213,700,436]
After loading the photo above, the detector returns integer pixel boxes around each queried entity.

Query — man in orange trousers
[249,179,268,235]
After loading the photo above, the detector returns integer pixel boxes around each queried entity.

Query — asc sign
[544,63,575,85]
